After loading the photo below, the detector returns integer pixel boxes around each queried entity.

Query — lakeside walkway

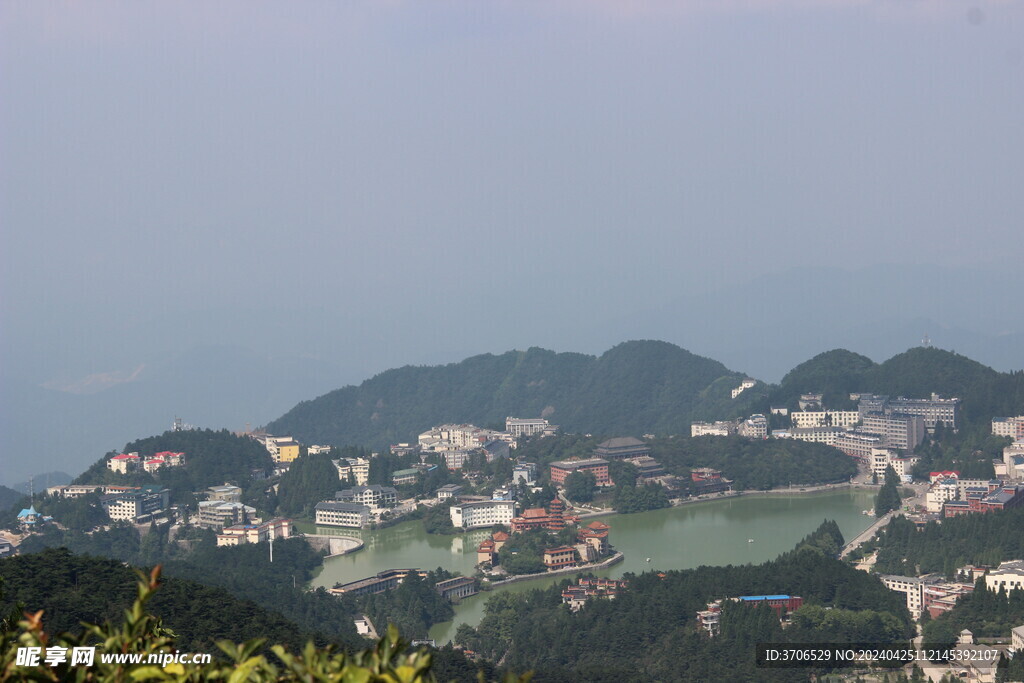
[486,551,625,587]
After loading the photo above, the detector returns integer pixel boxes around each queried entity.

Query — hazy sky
[2,0,1023,389]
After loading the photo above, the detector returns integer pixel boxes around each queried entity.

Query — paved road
[841,510,896,558]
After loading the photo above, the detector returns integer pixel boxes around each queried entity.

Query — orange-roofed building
[491,530,510,551]
[477,538,496,565]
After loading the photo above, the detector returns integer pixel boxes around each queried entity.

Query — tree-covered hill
[0,485,22,513]
[772,349,876,410]
[456,521,912,681]
[267,341,765,448]
[267,342,1020,449]
[72,428,274,506]
[765,346,1024,431]
[0,548,318,653]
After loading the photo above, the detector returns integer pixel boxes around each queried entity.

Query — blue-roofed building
[736,595,804,617]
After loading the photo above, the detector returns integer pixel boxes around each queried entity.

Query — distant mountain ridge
[266,340,765,447]
[268,342,1024,448]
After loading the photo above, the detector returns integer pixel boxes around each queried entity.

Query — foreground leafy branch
[0,566,529,682]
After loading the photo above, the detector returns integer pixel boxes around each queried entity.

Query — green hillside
[0,548,319,653]
[267,340,763,447]
[765,347,1024,429]
[268,342,1022,449]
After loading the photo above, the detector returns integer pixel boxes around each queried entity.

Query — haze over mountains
[4,274,1021,487]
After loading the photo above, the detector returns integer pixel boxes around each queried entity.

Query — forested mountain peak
[267,341,752,448]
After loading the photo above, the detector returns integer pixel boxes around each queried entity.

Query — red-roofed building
[143,458,165,473]
[107,453,140,475]
[510,502,571,532]
[929,471,960,483]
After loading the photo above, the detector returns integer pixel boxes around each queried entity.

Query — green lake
[300,489,877,644]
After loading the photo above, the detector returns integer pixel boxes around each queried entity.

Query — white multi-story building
[879,575,942,620]
[985,560,1024,593]
[858,395,961,431]
[107,453,141,474]
[927,478,961,513]
[308,445,332,456]
[691,421,737,438]
[889,395,961,431]
[419,424,510,450]
[197,500,256,529]
[315,501,371,528]
[993,417,1024,441]
[333,458,370,486]
[731,378,757,399]
[870,448,920,479]
[442,450,474,470]
[101,486,170,522]
[450,500,516,530]
[789,427,845,446]
[861,413,926,451]
[46,484,108,498]
[790,411,862,429]
[505,417,557,438]
[738,415,768,439]
[337,485,397,509]
[217,518,292,546]
[513,462,537,485]
[835,431,885,461]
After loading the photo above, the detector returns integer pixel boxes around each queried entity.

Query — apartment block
[449,500,516,529]
[790,411,861,429]
[861,412,926,451]
[315,501,371,528]
[101,486,170,522]
[505,417,557,438]
[549,458,612,487]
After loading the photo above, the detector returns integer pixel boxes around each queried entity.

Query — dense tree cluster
[922,578,1024,654]
[870,507,1024,577]
[612,482,670,514]
[875,466,902,517]
[358,569,457,639]
[0,555,502,682]
[0,548,321,653]
[650,435,857,490]
[496,528,579,575]
[563,471,596,503]
[15,522,366,645]
[910,429,1006,480]
[276,450,340,516]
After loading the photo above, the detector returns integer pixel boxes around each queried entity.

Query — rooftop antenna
[29,476,34,503]
[921,334,931,348]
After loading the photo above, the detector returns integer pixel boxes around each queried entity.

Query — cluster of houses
[413,418,556,470]
[107,451,185,474]
[474,514,613,573]
[561,577,628,611]
[693,393,963,466]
